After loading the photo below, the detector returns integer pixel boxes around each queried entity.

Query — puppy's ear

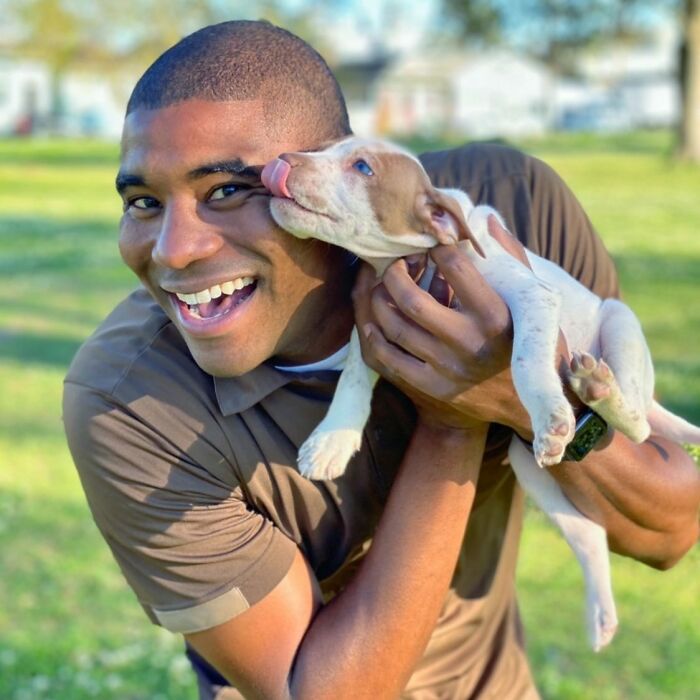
[415,188,485,257]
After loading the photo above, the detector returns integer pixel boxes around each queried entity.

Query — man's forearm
[289,422,486,700]
[550,432,700,568]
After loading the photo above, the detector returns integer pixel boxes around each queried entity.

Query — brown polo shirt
[63,143,619,699]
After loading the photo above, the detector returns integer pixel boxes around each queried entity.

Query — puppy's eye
[352,159,374,176]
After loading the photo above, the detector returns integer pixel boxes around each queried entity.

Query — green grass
[0,133,698,699]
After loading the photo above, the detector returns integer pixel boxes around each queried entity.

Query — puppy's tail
[648,401,700,445]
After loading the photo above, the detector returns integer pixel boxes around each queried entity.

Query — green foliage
[0,133,698,699]
[2,0,334,81]
[440,0,682,69]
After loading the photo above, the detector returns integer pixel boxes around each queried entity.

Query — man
[63,20,700,700]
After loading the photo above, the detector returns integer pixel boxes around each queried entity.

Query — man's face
[117,99,353,376]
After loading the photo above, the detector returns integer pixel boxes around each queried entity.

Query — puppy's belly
[526,251,603,354]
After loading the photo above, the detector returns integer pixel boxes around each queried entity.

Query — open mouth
[170,277,258,322]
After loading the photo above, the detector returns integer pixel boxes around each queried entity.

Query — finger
[362,322,450,395]
[380,259,476,340]
[429,244,510,331]
[487,215,532,269]
[429,244,501,305]
[370,285,460,372]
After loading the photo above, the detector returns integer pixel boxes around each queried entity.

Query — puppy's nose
[278,152,307,168]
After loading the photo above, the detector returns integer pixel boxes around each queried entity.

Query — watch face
[564,412,608,462]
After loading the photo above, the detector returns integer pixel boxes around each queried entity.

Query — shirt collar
[214,362,341,415]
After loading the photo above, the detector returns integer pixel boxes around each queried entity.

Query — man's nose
[152,202,224,269]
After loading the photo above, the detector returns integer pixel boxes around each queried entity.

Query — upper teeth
[174,277,255,305]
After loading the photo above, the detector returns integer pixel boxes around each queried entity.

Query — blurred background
[1,0,699,151]
[1,1,698,699]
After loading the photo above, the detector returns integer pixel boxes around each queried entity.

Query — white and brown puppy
[261,137,700,650]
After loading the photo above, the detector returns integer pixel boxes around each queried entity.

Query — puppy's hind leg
[509,438,618,651]
[569,299,653,443]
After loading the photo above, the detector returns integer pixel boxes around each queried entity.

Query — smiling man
[115,97,355,378]
[63,20,700,700]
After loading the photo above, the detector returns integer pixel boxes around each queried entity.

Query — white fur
[267,137,700,650]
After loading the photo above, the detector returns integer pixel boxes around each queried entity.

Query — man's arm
[186,422,487,700]
[551,434,700,569]
[353,238,700,570]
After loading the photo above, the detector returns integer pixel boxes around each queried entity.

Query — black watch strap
[563,410,608,462]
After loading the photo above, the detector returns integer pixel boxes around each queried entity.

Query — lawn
[0,132,698,700]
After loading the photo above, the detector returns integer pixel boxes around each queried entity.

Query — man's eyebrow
[187,160,262,180]
[115,160,262,194]
[115,172,145,194]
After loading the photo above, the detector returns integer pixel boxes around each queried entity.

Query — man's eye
[127,196,160,211]
[209,183,247,201]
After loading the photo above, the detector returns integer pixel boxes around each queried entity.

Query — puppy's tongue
[261,158,292,198]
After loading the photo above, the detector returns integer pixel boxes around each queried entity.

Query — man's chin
[188,345,263,378]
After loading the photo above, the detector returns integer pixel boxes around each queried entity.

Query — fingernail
[363,323,373,340]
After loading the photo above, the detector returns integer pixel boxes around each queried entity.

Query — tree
[679,0,700,159]
[0,0,329,130]
[441,0,700,162]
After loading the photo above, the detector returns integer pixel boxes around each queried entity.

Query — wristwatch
[563,409,609,462]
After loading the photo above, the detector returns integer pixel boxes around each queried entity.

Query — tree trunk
[679,0,700,160]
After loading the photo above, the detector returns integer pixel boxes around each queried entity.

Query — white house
[559,22,681,130]
[0,59,52,135]
[374,49,555,138]
[0,58,128,138]
[60,74,129,139]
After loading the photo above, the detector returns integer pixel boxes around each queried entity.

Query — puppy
[261,137,700,650]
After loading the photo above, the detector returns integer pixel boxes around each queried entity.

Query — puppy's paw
[569,351,614,404]
[298,427,362,480]
[568,351,650,443]
[588,599,619,653]
[533,402,576,467]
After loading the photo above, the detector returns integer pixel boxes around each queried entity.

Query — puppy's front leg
[298,326,378,480]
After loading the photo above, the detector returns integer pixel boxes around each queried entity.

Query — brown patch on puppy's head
[364,151,434,236]
[364,149,484,255]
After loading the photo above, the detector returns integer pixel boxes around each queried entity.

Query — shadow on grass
[0,328,84,369]
[0,216,119,274]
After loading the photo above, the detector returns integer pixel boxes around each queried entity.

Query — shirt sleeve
[63,381,297,634]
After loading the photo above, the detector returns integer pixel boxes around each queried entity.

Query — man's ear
[415,188,485,257]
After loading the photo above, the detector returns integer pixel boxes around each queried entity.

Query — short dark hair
[126,20,352,146]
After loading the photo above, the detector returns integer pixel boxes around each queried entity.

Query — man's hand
[353,216,541,436]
